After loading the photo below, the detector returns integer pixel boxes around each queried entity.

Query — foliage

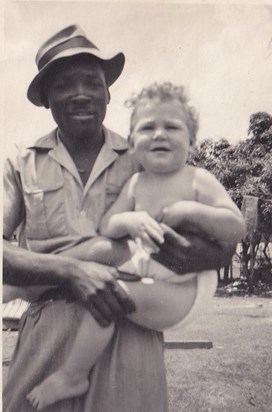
[189,111,272,290]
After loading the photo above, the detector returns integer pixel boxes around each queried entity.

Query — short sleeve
[3,155,25,239]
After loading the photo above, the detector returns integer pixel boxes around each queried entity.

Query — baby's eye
[166,124,180,130]
[140,125,154,131]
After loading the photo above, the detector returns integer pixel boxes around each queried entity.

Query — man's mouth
[70,112,94,117]
[68,108,95,117]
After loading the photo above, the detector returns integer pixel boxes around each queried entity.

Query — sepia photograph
[2,1,272,411]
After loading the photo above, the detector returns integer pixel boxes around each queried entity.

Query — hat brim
[27,47,125,107]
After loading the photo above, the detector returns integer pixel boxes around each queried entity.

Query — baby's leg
[123,268,217,331]
[27,308,114,410]
[61,236,134,267]
[122,275,197,331]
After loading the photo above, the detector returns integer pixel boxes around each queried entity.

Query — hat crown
[36,24,98,69]
[28,24,125,106]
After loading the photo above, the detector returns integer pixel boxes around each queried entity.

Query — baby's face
[130,98,191,174]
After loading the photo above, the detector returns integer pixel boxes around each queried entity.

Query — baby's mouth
[150,146,170,152]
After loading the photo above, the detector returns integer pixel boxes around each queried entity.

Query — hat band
[38,36,98,70]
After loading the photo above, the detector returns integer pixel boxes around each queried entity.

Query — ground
[3,296,272,412]
[165,296,272,412]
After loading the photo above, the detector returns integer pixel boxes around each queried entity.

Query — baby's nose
[153,128,167,139]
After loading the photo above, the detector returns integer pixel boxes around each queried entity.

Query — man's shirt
[4,127,139,254]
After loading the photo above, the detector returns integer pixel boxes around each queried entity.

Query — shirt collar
[29,127,129,153]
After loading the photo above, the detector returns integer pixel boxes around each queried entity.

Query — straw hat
[27,24,125,106]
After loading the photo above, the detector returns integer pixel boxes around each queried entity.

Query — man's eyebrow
[53,74,69,81]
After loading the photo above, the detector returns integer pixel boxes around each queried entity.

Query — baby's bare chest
[134,176,196,217]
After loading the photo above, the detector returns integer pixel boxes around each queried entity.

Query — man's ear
[40,87,50,109]
[107,89,111,104]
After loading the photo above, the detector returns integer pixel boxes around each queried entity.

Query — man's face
[46,55,109,138]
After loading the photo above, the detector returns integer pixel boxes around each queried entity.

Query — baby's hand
[159,201,191,228]
[122,211,165,246]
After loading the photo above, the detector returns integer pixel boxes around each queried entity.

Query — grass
[3,296,272,411]
[164,296,272,412]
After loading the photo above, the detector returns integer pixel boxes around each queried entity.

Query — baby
[27,82,246,410]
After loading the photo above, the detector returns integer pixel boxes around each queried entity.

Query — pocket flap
[24,175,64,194]
[105,183,122,195]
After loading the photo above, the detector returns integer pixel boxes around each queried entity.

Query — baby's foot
[26,370,89,410]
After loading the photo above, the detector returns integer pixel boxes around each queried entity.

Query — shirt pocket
[24,177,67,240]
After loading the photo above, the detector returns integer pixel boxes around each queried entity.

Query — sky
[2,1,272,155]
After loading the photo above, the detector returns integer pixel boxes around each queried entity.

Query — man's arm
[3,239,136,326]
[3,238,76,287]
[152,224,236,274]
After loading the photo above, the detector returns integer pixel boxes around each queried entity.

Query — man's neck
[58,127,105,155]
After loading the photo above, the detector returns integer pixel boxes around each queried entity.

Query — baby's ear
[186,145,195,165]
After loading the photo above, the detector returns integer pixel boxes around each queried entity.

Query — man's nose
[72,82,92,99]
[71,89,93,104]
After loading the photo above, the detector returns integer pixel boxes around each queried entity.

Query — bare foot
[26,370,89,410]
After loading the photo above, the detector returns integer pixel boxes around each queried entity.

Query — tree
[189,112,272,291]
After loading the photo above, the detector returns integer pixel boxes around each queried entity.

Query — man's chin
[67,120,100,136]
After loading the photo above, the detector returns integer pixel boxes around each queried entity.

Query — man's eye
[53,80,68,89]
[87,80,104,88]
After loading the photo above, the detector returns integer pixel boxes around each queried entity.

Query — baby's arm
[99,174,164,245]
[161,168,246,243]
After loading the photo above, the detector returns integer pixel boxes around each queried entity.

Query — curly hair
[125,82,199,145]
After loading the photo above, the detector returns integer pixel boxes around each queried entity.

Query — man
[3,25,235,412]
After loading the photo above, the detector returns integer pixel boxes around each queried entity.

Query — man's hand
[68,261,136,327]
[152,223,236,275]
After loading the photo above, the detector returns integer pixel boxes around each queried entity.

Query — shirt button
[80,210,86,218]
